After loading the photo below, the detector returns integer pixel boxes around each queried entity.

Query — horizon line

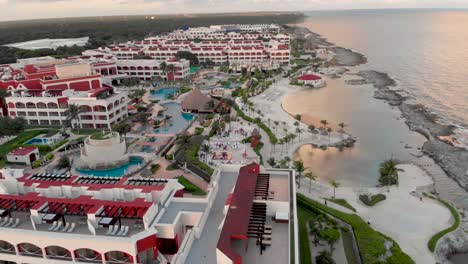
[1,7,468,23]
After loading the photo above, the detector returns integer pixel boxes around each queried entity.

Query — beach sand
[298,164,453,264]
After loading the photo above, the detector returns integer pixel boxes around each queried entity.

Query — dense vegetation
[0,117,27,137]
[297,194,414,264]
[0,13,303,64]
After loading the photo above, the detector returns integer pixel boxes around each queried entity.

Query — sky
[0,0,468,21]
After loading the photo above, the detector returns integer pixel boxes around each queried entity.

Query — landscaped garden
[297,194,415,264]
[177,176,206,196]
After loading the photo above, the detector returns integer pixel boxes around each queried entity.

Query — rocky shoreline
[354,70,468,190]
[289,25,468,192]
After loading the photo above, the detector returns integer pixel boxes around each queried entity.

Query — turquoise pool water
[24,138,48,145]
[76,157,144,177]
[150,87,179,100]
[154,102,194,135]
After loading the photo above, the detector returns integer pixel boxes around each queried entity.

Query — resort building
[0,61,129,129]
[297,74,326,88]
[115,59,190,81]
[6,147,40,165]
[0,163,298,264]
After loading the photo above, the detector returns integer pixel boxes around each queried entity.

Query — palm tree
[304,171,317,193]
[308,124,316,133]
[201,144,210,162]
[327,127,332,143]
[338,122,346,131]
[295,114,301,121]
[294,160,305,188]
[296,127,302,141]
[160,62,167,79]
[64,104,85,130]
[329,179,341,199]
[274,121,279,133]
[379,159,398,187]
[320,119,328,128]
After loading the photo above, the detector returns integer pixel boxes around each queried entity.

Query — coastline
[285,25,468,199]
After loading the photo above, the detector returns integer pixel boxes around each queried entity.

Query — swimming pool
[154,102,195,135]
[150,87,179,101]
[24,138,47,145]
[76,156,144,177]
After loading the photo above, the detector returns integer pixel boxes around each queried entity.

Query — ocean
[301,9,468,148]
[289,9,468,187]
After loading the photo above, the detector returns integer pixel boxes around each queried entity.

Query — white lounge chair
[106,225,114,235]
[117,226,126,236]
[54,222,62,231]
[121,226,129,236]
[110,225,120,236]
[4,218,14,227]
[61,222,70,232]
[67,223,76,233]
[11,218,20,228]
[49,221,57,231]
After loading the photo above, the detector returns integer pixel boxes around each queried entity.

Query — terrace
[0,193,153,237]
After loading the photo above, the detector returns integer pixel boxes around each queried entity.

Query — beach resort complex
[0,10,466,264]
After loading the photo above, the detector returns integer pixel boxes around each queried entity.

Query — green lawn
[297,194,414,264]
[427,199,460,252]
[327,198,357,212]
[297,206,313,264]
[0,130,50,167]
[177,176,206,196]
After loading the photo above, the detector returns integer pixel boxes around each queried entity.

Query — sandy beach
[298,164,454,264]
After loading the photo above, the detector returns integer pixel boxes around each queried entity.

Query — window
[28,112,37,116]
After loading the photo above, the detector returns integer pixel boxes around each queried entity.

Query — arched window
[15,102,26,108]
[26,102,36,108]
[0,240,15,255]
[47,102,58,109]
[74,248,101,262]
[18,243,42,257]
[36,102,47,109]
[46,245,71,259]
[104,251,133,263]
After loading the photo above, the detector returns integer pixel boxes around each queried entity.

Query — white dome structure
[79,132,129,170]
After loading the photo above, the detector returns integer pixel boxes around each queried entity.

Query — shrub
[166,153,174,161]
[316,251,335,264]
[44,153,54,160]
[32,160,42,168]
[57,156,70,169]
[194,127,204,135]
[150,164,160,174]
[359,194,387,206]
[166,163,179,171]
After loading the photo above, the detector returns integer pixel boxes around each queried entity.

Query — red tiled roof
[298,74,322,81]
[217,163,260,263]
[9,146,37,156]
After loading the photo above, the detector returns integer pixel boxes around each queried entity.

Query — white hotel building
[1,60,129,129]
[0,164,298,264]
